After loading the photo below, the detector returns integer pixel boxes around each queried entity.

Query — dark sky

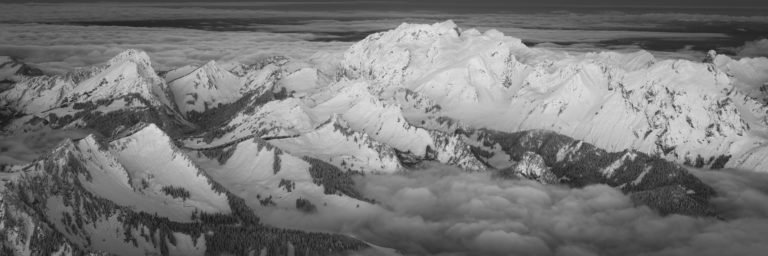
[5,0,768,8]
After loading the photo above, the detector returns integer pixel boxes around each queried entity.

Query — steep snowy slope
[276,66,325,96]
[0,124,370,255]
[0,123,231,222]
[108,123,232,219]
[161,56,326,132]
[1,137,210,255]
[162,64,199,83]
[0,75,75,114]
[342,20,768,171]
[308,81,435,157]
[1,50,195,138]
[306,80,482,171]
[187,78,486,171]
[0,49,176,114]
[67,49,174,108]
[187,137,375,215]
[240,63,283,93]
[268,115,402,173]
[184,97,314,148]
[167,61,243,117]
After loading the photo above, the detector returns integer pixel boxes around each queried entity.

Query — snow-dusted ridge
[168,60,243,116]
[343,20,768,172]
[0,122,371,255]
[3,20,768,255]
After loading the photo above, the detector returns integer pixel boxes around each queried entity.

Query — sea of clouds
[1,2,767,73]
[0,23,351,74]
[734,39,768,57]
[0,129,92,165]
[257,164,768,256]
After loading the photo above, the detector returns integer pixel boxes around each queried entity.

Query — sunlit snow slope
[342,21,768,172]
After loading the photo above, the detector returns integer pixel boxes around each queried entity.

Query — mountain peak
[387,20,461,42]
[192,60,229,80]
[167,58,243,116]
[202,59,219,68]
[108,49,153,69]
[396,20,457,32]
[125,122,171,143]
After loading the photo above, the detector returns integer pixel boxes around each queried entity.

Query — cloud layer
[735,39,768,58]
[0,24,351,74]
[256,164,768,256]
[1,2,766,73]
[0,129,92,165]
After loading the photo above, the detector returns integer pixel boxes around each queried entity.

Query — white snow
[308,81,435,156]
[632,166,652,186]
[268,115,401,173]
[601,151,637,178]
[164,64,199,83]
[168,60,243,115]
[342,20,768,172]
[1,49,177,121]
[108,124,232,217]
[0,76,75,114]
[278,67,320,95]
[187,138,373,215]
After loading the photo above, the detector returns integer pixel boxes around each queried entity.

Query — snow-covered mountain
[342,20,768,172]
[0,49,190,138]
[1,51,159,115]
[2,20,768,255]
[167,61,243,117]
[0,123,370,255]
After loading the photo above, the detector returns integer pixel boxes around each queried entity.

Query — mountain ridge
[2,20,768,255]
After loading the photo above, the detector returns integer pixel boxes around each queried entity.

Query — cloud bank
[256,164,768,256]
[0,128,92,165]
[1,2,766,73]
[0,24,351,74]
[2,3,768,24]
[735,39,768,58]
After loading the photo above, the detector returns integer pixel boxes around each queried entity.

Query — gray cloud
[1,3,766,73]
[255,164,768,256]
[735,39,768,58]
[3,2,767,28]
[0,129,92,165]
[0,24,351,73]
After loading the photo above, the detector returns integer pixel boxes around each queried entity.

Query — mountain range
[1,20,767,255]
